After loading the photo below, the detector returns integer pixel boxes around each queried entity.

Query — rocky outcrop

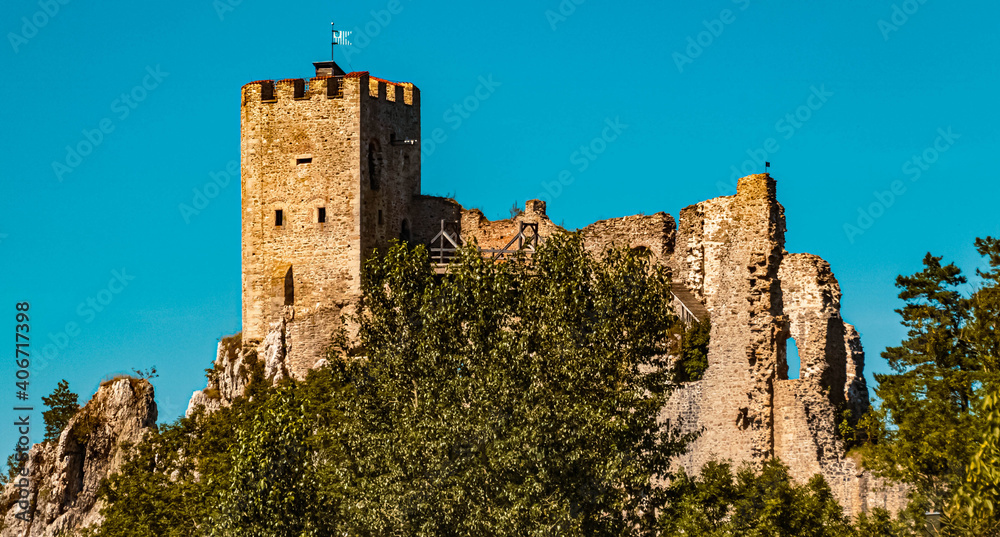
[186,333,255,417]
[0,378,157,537]
[261,321,289,384]
[186,325,301,419]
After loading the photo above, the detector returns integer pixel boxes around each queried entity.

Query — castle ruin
[240,60,906,516]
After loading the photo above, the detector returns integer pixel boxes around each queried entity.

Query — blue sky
[1,0,998,443]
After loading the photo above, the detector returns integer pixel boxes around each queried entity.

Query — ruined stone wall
[773,380,907,517]
[772,379,835,483]
[661,176,897,517]
[674,196,735,307]
[580,212,676,263]
[453,202,677,266]
[774,254,852,489]
[412,195,462,245]
[659,381,704,472]
[458,200,562,251]
[680,174,785,468]
[241,67,420,378]
[779,254,848,396]
[844,323,870,419]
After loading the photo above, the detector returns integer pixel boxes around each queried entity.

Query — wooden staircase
[670,282,709,324]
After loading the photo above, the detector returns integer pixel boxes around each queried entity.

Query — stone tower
[240,61,422,375]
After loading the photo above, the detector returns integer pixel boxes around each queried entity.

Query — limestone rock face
[261,320,289,383]
[186,334,255,417]
[186,326,296,419]
[0,378,157,537]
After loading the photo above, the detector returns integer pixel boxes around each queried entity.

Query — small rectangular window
[275,210,283,226]
[378,210,383,225]
[296,157,312,165]
[318,207,326,223]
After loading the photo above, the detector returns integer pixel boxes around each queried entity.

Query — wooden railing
[429,221,541,268]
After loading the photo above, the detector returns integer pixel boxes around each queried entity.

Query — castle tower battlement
[241,61,421,374]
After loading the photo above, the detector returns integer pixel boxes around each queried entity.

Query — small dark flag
[765,161,770,168]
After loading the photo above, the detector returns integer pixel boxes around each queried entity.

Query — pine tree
[42,379,79,442]
[864,238,1000,521]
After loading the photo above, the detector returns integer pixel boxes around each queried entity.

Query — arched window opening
[400,219,411,242]
[283,267,294,306]
[367,141,381,190]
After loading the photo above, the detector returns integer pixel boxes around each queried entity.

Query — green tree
[942,237,1000,535]
[87,235,913,536]
[42,379,79,442]
[672,318,711,383]
[946,381,1000,536]
[330,235,690,535]
[864,237,1000,520]
[215,382,343,537]
[89,356,348,537]
[659,459,909,537]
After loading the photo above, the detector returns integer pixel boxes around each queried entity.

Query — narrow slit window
[296,157,312,165]
[275,209,283,226]
[378,210,383,225]
[283,267,294,306]
[367,141,381,190]
[318,207,326,223]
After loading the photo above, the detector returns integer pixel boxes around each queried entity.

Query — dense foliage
[862,237,1000,532]
[672,318,711,383]
[333,235,688,534]
[659,459,909,537]
[86,237,690,536]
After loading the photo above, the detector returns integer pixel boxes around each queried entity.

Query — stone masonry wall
[458,200,562,251]
[844,323,870,420]
[659,381,704,472]
[580,212,676,264]
[412,195,462,245]
[775,254,851,486]
[241,67,421,378]
[779,254,848,398]
[674,196,736,308]
[358,74,422,258]
[684,174,785,468]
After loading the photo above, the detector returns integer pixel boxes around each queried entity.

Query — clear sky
[2,0,998,443]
